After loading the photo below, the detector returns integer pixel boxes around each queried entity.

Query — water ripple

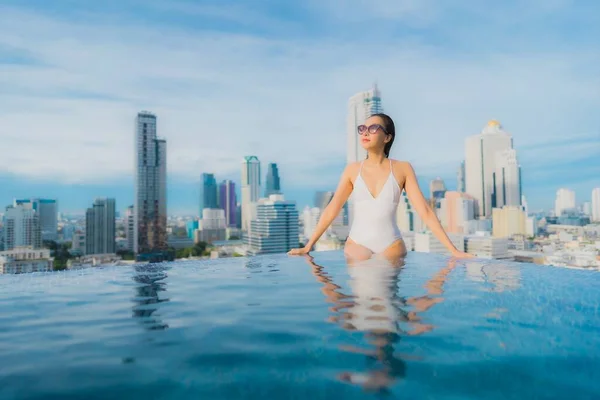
[0,251,599,399]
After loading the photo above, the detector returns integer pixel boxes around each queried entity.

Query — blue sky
[0,0,599,215]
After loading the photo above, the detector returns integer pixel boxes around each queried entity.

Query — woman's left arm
[401,161,465,257]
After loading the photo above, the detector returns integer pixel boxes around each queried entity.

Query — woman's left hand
[451,250,475,259]
[287,246,310,256]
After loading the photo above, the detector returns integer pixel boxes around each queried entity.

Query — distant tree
[43,240,58,251]
[228,236,240,240]
[193,241,207,255]
[53,258,68,271]
[116,250,135,260]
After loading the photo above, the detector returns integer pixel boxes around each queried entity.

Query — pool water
[1,251,599,399]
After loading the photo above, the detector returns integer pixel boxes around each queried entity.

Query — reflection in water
[305,255,457,393]
[465,261,521,293]
[131,264,170,330]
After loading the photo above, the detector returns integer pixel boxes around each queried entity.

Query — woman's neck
[365,152,387,165]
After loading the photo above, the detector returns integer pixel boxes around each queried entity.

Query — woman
[288,113,473,261]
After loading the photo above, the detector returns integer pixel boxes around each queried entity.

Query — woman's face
[359,115,389,152]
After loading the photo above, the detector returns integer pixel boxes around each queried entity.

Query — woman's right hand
[287,246,310,256]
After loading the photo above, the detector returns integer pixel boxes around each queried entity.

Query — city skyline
[1,1,599,214]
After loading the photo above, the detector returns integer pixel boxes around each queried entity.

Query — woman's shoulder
[389,159,412,169]
[344,161,362,172]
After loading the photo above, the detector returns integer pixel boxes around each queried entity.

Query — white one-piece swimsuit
[347,159,402,253]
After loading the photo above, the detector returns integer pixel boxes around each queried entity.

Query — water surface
[1,251,599,399]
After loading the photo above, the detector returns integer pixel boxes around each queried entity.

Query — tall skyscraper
[314,191,334,210]
[218,180,237,227]
[196,208,227,243]
[200,173,218,213]
[430,177,446,198]
[554,188,576,217]
[125,205,135,252]
[264,163,281,197]
[246,194,299,254]
[14,198,58,241]
[235,203,242,229]
[134,111,167,255]
[439,191,475,234]
[492,206,527,238]
[2,204,41,250]
[521,195,529,215]
[347,84,383,164]
[85,198,116,255]
[591,188,600,222]
[241,156,261,232]
[313,190,348,226]
[582,202,592,216]
[430,177,446,200]
[347,84,383,227]
[465,120,513,218]
[396,192,426,233]
[457,161,466,193]
[494,149,522,208]
[302,206,321,239]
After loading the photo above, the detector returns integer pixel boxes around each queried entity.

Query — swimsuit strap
[389,158,395,180]
[358,160,365,179]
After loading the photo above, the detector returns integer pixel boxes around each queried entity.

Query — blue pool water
[1,251,599,399]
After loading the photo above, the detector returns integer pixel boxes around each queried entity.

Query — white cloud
[0,3,598,191]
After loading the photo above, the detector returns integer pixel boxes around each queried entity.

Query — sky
[0,0,599,215]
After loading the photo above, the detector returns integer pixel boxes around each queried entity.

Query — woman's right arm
[288,164,355,255]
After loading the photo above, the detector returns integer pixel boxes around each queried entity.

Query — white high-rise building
[526,216,537,237]
[347,84,383,227]
[85,198,116,255]
[135,111,167,255]
[200,208,227,230]
[2,205,41,250]
[196,208,227,243]
[457,197,476,232]
[302,206,320,239]
[494,149,522,208]
[396,192,411,233]
[592,188,600,222]
[465,120,513,218]
[14,198,58,241]
[521,195,529,215]
[247,194,299,255]
[241,156,261,232]
[554,188,576,217]
[347,84,383,165]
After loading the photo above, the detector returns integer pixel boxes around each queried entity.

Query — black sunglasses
[357,124,388,135]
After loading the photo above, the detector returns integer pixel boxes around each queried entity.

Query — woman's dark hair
[370,113,395,158]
